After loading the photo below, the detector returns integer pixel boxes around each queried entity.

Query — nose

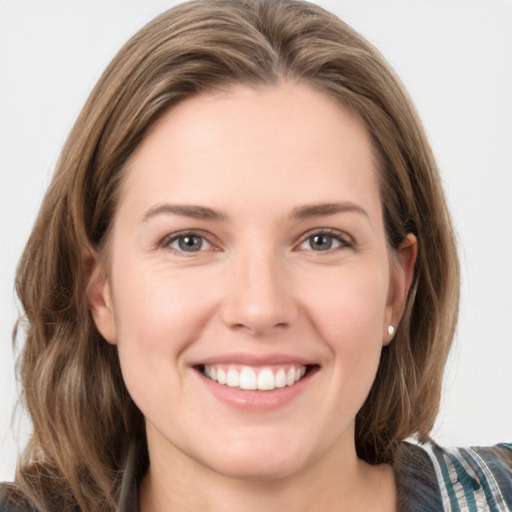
[221,249,299,336]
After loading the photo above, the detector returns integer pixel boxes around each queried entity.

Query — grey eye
[308,235,334,251]
[174,235,205,252]
[298,232,347,252]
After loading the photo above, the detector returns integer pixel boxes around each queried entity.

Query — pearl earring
[387,325,394,336]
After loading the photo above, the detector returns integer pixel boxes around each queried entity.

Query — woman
[1,0,510,510]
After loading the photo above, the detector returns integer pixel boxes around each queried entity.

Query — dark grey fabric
[394,442,443,511]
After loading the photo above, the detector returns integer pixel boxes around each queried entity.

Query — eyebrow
[290,202,369,219]
[142,201,368,223]
[142,204,227,222]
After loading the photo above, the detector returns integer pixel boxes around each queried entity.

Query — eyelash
[297,228,353,253]
[159,228,353,256]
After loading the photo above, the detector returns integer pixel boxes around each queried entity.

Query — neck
[138,428,396,512]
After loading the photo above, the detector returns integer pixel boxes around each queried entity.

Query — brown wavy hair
[5,0,459,510]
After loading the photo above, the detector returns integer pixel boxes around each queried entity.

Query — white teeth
[275,369,286,388]
[203,364,309,391]
[217,368,226,385]
[286,368,295,386]
[239,367,257,390]
[226,368,239,387]
[257,369,275,390]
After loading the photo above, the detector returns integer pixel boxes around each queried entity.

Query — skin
[89,83,416,511]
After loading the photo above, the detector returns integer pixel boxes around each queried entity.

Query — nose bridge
[222,242,297,334]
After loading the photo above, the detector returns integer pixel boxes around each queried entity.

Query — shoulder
[423,442,512,511]
[395,441,512,512]
[394,441,444,511]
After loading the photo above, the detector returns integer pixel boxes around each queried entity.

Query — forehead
[118,83,382,223]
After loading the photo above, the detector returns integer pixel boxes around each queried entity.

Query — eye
[162,231,213,254]
[298,230,351,252]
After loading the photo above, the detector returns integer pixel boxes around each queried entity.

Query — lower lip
[196,369,316,411]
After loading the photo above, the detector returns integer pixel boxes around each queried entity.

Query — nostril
[220,279,299,334]
[227,320,290,335]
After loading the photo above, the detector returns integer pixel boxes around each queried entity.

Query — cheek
[304,264,389,337]
[110,256,215,363]
[109,258,218,420]
[300,264,389,382]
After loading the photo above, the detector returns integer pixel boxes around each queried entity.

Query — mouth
[196,364,318,391]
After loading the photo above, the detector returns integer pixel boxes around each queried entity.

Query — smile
[201,364,308,391]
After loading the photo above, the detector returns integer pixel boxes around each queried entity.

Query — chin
[205,453,307,482]
[194,434,316,481]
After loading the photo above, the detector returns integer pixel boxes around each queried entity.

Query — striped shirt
[421,443,512,512]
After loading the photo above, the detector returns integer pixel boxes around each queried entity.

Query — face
[90,83,415,480]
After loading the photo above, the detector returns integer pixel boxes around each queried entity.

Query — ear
[83,248,117,345]
[383,233,418,345]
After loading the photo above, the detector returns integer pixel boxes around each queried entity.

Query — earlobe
[83,248,117,345]
[384,233,418,344]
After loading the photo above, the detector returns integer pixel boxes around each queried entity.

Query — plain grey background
[1,0,511,480]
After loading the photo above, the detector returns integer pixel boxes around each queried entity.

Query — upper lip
[192,352,318,367]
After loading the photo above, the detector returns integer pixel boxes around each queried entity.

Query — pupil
[311,235,332,250]
[179,236,202,251]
